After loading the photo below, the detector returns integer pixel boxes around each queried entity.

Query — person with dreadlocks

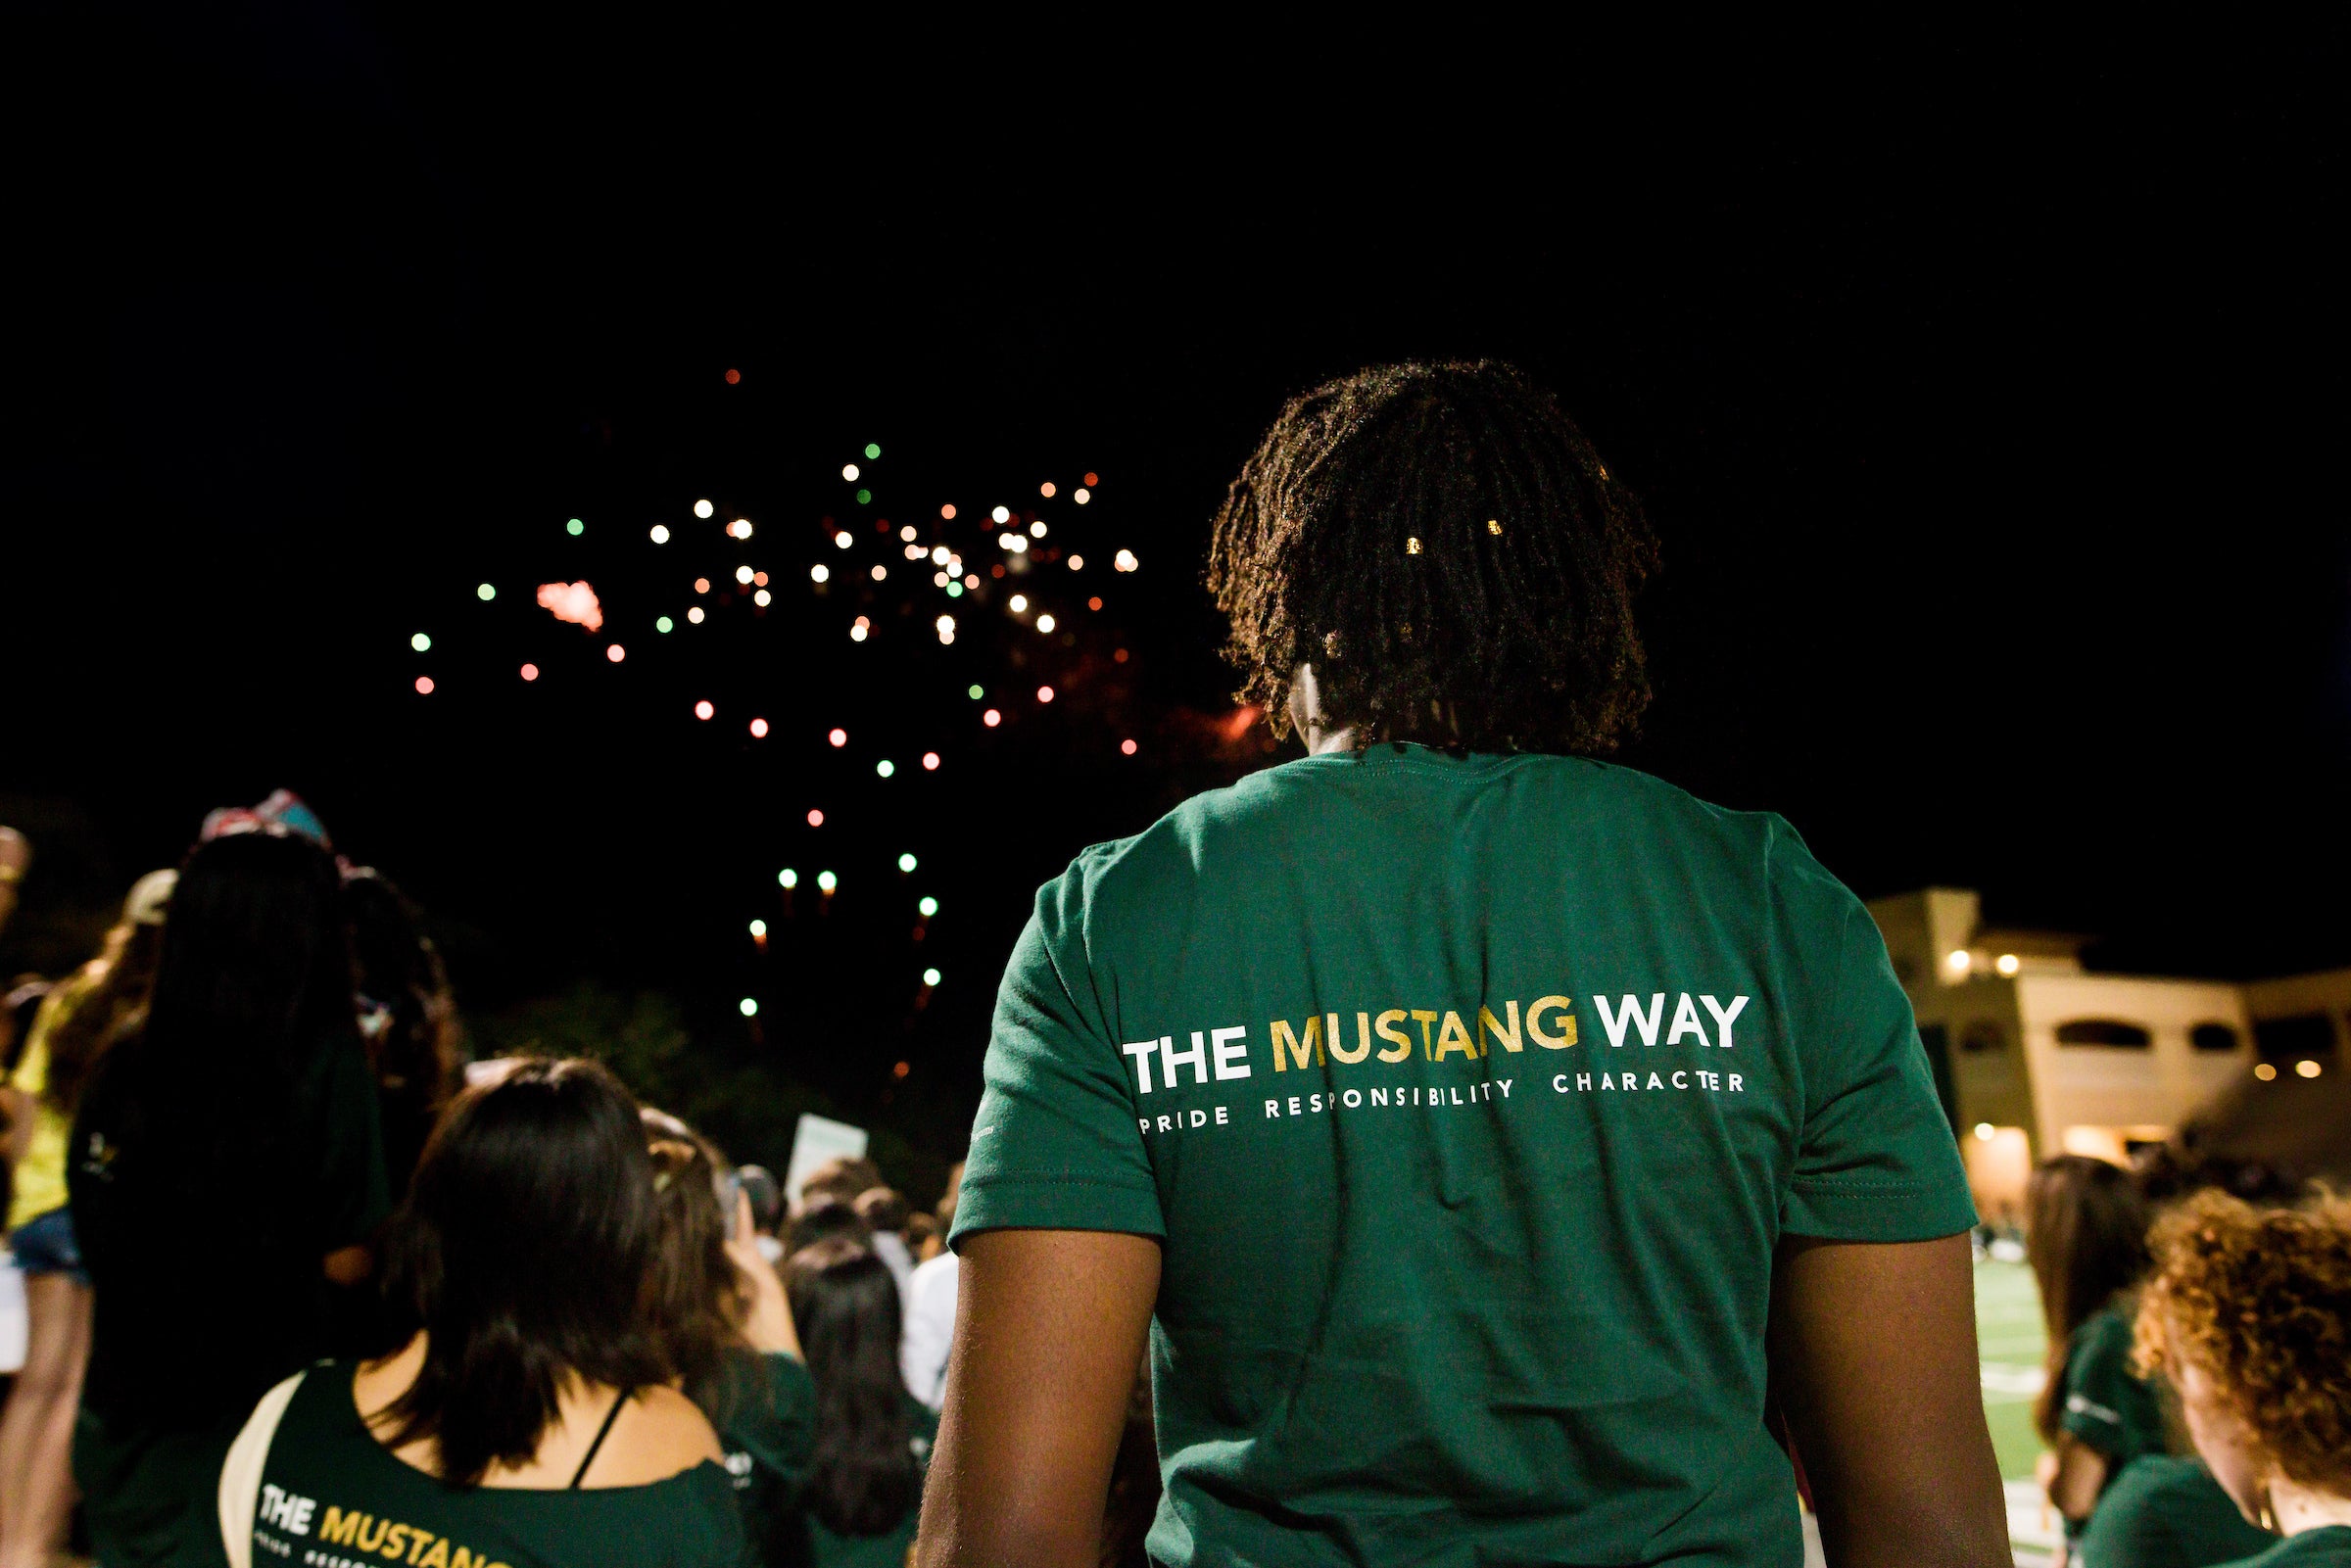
[917,361,2006,1568]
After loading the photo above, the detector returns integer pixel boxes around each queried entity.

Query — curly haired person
[2134,1189,2351,1565]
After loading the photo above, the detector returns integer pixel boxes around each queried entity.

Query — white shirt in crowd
[898,1250,959,1410]
[872,1227,915,1305]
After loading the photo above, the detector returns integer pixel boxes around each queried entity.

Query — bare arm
[914,1228,1161,1568]
[2039,1434,2107,1523]
[1768,1232,2009,1568]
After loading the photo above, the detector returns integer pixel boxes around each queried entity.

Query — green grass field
[1975,1256,2049,1481]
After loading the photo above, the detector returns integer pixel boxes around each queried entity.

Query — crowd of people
[0,797,1154,1568]
[5,817,2344,1568]
[1,362,2347,1568]
[2025,1153,2351,1566]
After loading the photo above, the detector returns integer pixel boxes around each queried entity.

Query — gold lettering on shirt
[1410,1010,1439,1059]
[283,1502,506,1568]
[1527,996,1578,1048]
[1433,1011,1477,1061]
[1478,1001,1522,1054]
[1373,1010,1413,1063]
[1269,1016,1324,1071]
[1329,1012,1368,1064]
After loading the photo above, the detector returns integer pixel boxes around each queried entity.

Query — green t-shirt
[2062,1301,2169,1468]
[2079,1456,2274,1568]
[951,745,1976,1567]
[2218,1530,2351,1568]
[246,1361,755,1568]
[802,1397,938,1568]
[714,1353,816,1564]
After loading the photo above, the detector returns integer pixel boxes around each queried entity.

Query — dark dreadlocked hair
[1207,360,1659,754]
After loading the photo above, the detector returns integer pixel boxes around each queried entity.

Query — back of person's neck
[2274,1476,2351,1534]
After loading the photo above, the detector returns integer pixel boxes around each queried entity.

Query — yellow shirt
[8,985,83,1231]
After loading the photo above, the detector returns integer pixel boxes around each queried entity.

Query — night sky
[5,13,2342,1162]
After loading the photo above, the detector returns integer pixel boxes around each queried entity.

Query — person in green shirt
[2134,1189,2351,1568]
[2026,1154,2166,1547]
[785,1239,936,1568]
[919,360,2008,1567]
[2078,1455,2275,1568]
[218,1057,755,1568]
[70,831,391,1568]
[642,1110,816,1564]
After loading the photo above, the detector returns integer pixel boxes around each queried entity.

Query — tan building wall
[2010,974,2251,1160]
[1865,887,2277,1223]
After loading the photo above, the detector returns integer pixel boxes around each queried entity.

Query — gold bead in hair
[1486,518,1502,535]
[1405,537,1422,555]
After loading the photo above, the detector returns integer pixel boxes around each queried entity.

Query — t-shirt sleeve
[949,864,1164,1247]
[1772,827,1978,1242]
[2061,1309,2145,1457]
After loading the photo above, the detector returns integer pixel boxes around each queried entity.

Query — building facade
[1867,888,2346,1225]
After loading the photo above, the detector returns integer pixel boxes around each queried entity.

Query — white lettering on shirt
[1211,1025,1251,1079]
[1667,993,1707,1046]
[257,1486,315,1537]
[1701,994,1750,1049]
[1122,1040,1159,1092]
[1162,1032,1208,1088]
[1593,993,1665,1048]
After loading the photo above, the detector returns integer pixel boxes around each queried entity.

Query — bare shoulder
[582,1384,725,1488]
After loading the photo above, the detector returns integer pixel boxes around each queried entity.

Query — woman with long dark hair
[642,1109,812,1563]
[219,1058,753,1568]
[787,1240,935,1567]
[2029,1154,2164,1547]
[70,830,390,1565]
